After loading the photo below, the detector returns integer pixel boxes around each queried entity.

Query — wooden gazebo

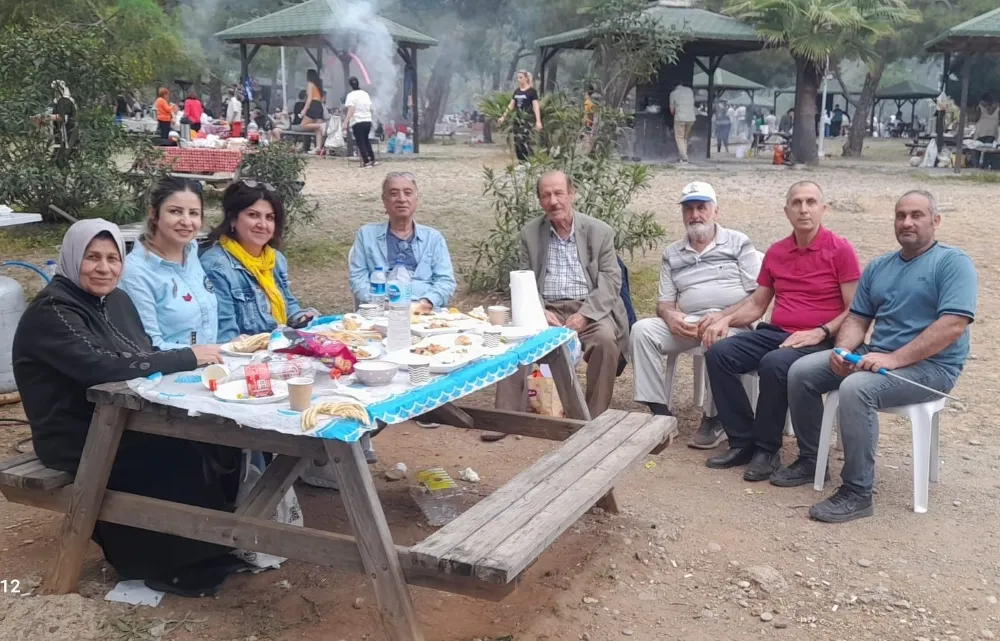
[874,80,939,128]
[534,0,763,160]
[926,7,1000,172]
[215,0,437,152]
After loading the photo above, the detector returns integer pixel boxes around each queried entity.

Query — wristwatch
[819,324,832,339]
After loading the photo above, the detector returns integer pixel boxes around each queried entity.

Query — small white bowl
[354,360,399,386]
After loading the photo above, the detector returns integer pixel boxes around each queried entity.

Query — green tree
[726,0,915,165]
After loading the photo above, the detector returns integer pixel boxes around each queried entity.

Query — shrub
[238,142,318,236]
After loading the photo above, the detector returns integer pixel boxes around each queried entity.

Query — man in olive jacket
[492,171,627,427]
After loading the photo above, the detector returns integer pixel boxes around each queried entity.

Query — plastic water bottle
[42,260,57,282]
[369,266,386,311]
[386,258,412,353]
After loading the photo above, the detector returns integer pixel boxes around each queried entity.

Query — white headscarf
[56,219,126,289]
[51,80,76,107]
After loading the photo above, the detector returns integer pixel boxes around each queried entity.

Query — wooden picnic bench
[0,342,676,641]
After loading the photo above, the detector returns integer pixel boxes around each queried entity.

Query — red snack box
[244,363,274,398]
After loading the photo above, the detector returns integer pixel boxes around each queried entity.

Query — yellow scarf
[219,235,287,325]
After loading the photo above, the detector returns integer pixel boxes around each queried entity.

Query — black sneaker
[743,450,781,481]
[688,416,727,450]
[809,486,874,523]
[705,446,755,469]
[771,456,827,487]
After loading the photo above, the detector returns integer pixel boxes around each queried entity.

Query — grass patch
[0,224,67,257]
[283,237,352,268]
[954,172,1000,183]
[628,263,659,319]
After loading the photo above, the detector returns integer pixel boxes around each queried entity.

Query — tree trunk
[791,57,821,165]
[505,44,527,84]
[420,49,457,143]
[842,61,886,157]
[208,76,223,120]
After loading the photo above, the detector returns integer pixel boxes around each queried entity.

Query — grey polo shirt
[658,225,761,315]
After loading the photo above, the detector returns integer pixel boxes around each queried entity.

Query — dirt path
[2,141,999,641]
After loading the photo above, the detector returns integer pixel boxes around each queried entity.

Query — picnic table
[0,213,42,228]
[0,324,675,641]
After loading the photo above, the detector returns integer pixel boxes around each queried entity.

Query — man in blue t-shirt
[775,190,978,523]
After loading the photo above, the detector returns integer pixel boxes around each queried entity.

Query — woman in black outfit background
[498,70,543,162]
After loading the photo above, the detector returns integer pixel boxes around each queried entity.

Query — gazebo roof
[875,80,939,100]
[693,68,765,92]
[215,0,438,49]
[776,79,861,97]
[534,1,763,56]
[925,7,1000,53]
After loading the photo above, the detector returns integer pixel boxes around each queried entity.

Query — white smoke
[326,0,401,121]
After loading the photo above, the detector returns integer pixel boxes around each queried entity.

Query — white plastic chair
[813,389,947,513]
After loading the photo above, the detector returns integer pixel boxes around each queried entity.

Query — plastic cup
[683,315,701,325]
[201,364,230,390]
[287,376,315,412]
[483,326,502,349]
[358,303,380,320]
[488,305,509,326]
[408,357,431,387]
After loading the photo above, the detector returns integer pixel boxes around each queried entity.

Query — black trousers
[514,125,532,161]
[157,120,172,139]
[353,121,375,164]
[90,434,240,580]
[704,323,831,452]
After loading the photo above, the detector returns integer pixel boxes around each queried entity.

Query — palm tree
[725,0,916,165]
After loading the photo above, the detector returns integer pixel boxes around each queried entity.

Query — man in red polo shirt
[698,181,861,480]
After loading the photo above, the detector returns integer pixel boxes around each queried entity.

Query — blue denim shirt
[349,223,457,307]
[200,244,310,343]
[120,240,218,350]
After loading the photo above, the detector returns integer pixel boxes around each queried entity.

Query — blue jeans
[787,348,955,497]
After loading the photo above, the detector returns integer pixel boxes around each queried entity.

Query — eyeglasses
[241,179,276,193]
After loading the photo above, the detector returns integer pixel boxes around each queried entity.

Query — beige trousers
[495,300,620,419]
[674,120,694,160]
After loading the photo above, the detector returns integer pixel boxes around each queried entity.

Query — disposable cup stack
[509,270,548,330]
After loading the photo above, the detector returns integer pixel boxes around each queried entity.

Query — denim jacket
[120,240,218,350]
[200,244,312,343]
[348,223,457,307]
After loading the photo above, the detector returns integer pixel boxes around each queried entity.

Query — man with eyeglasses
[349,172,457,311]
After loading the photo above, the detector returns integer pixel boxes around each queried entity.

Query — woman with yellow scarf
[201,181,317,342]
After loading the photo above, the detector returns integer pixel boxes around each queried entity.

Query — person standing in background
[183,92,204,134]
[669,83,696,163]
[344,76,377,168]
[299,70,327,153]
[225,88,242,129]
[154,87,177,141]
[714,100,731,153]
[498,70,543,163]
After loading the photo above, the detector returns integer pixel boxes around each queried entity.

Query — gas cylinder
[0,275,26,394]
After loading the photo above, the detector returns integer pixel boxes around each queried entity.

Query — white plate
[470,325,536,343]
[213,380,289,404]
[411,318,486,336]
[383,333,486,373]
[327,313,378,332]
[349,343,383,360]
[219,342,265,357]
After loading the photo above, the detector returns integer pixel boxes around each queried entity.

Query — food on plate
[455,335,473,346]
[231,333,270,353]
[427,320,451,329]
[448,307,461,315]
[411,343,449,356]
[343,317,362,331]
[318,331,371,347]
[468,306,488,321]
[351,347,374,359]
[301,401,371,431]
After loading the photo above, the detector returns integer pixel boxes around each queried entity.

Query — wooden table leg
[48,404,129,594]
[546,343,620,513]
[325,438,424,641]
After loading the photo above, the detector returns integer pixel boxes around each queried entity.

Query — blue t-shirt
[386,225,418,272]
[850,242,977,381]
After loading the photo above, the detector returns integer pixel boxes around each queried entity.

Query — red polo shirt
[758,226,861,333]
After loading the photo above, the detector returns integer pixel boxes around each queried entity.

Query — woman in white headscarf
[12,220,246,597]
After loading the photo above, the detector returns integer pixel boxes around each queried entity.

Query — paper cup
[201,364,230,390]
[287,376,315,412]
[358,303,380,319]
[483,326,502,349]
[488,305,510,326]
[683,315,701,325]
[408,357,431,387]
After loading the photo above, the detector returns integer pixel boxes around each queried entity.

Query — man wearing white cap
[631,182,762,448]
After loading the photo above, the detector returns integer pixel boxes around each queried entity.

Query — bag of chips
[270,329,357,376]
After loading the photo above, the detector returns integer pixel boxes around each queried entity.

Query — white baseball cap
[679,181,717,205]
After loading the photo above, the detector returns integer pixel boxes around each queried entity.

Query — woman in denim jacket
[200,181,317,342]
